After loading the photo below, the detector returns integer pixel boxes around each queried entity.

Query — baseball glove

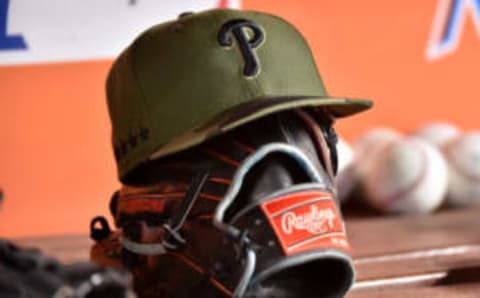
[91,109,354,298]
[0,238,134,298]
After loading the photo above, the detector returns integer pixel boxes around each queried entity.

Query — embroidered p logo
[218,19,264,77]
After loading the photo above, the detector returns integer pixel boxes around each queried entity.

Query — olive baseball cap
[107,9,372,180]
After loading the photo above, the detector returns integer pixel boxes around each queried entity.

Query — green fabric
[106,9,373,180]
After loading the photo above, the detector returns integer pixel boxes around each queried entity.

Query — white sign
[0,0,241,65]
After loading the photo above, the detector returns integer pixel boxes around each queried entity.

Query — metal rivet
[178,12,194,19]
[214,262,222,271]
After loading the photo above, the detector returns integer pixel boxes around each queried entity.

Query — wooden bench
[16,206,480,297]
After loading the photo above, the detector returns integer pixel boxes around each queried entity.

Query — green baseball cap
[107,9,372,180]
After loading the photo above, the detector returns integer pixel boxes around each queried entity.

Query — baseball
[335,138,354,202]
[336,127,402,202]
[354,127,402,181]
[413,122,460,148]
[337,138,354,173]
[443,132,480,207]
[363,137,447,214]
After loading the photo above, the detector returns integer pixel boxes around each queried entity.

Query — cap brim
[150,96,372,160]
[218,96,373,132]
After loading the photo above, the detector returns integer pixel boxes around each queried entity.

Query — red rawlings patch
[261,190,350,256]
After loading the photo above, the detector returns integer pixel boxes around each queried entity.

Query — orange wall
[1,0,479,237]
[0,61,116,237]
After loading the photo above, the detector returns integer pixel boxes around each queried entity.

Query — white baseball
[337,138,354,174]
[414,122,460,148]
[354,127,402,180]
[363,137,447,214]
[335,138,354,202]
[336,127,402,202]
[443,132,480,207]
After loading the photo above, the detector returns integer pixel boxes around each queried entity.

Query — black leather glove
[0,239,134,298]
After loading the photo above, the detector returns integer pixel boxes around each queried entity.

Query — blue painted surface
[0,0,27,50]
[440,0,480,46]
